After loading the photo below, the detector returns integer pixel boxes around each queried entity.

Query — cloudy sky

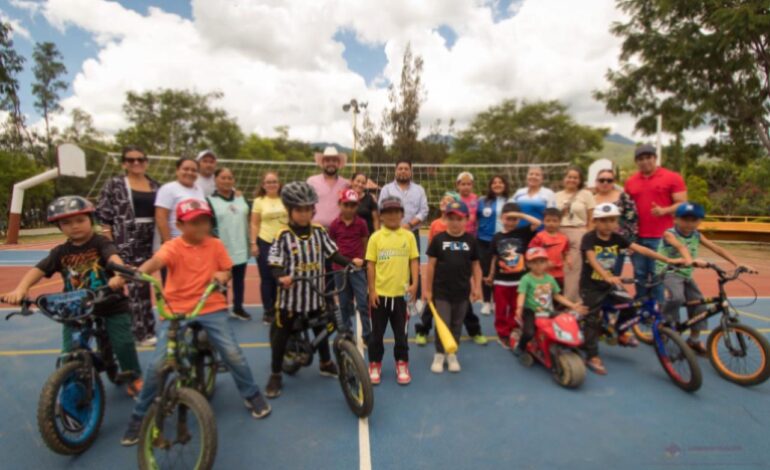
[1,0,654,147]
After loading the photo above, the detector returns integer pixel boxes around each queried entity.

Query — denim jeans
[334,269,371,338]
[132,310,260,417]
[631,237,664,303]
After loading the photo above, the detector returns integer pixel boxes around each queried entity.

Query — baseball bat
[428,301,458,354]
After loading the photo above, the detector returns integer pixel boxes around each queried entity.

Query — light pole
[342,99,367,171]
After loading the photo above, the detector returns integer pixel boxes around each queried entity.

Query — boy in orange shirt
[528,207,571,291]
[122,199,269,446]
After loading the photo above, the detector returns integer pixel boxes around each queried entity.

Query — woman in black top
[351,172,379,234]
[96,146,160,345]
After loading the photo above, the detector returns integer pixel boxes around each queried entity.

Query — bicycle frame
[603,295,670,352]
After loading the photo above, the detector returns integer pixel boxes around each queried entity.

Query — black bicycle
[280,265,374,418]
[633,263,770,386]
[6,287,138,455]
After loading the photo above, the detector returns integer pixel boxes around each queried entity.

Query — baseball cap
[445,200,469,217]
[525,247,549,261]
[339,189,360,204]
[379,196,404,212]
[196,149,217,161]
[593,203,621,219]
[176,198,213,222]
[675,202,705,219]
[634,144,657,160]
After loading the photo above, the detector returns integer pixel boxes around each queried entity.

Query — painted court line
[355,313,372,470]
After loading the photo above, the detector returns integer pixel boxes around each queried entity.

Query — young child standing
[513,247,586,360]
[580,203,687,375]
[121,198,270,446]
[424,200,482,373]
[328,189,371,344]
[366,196,419,385]
[657,203,754,354]
[485,202,542,349]
[427,192,458,242]
[2,196,142,397]
[267,182,363,398]
[528,207,570,291]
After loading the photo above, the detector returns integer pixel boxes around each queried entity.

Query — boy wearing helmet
[265,182,363,398]
[1,196,142,396]
[656,203,755,354]
[579,202,688,375]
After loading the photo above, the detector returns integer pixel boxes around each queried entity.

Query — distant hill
[605,133,636,146]
[310,142,353,154]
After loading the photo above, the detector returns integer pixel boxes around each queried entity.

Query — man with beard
[307,146,350,228]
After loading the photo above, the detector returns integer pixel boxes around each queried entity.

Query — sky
[0,0,680,148]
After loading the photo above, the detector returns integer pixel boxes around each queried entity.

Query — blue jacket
[477,196,506,242]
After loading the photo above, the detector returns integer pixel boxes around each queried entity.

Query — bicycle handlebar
[701,263,754,282]
[289,264,361,298]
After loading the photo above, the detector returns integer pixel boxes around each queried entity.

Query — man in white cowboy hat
[306,146,350,228]
[196,149,218,196]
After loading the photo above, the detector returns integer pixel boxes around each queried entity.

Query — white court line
[356,313,373,470]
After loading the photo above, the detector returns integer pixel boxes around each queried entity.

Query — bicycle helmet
[47,196,95,223]
[280,181,318,208]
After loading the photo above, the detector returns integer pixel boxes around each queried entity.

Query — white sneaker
[430,353,445,374]
[446,354,461,373]
[138,336,157,347]
[480,302,491,315]
[415,299,425,314]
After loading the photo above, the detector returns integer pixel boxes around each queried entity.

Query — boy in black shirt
[424,201,482,373]
[580,203,686,375]
[2,196,142,396]
[484,202,542,349]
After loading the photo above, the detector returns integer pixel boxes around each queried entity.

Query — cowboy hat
[314,146,347,168]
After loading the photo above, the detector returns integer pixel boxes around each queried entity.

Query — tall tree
[31,42,68,164]
[595,0,770,156]
[383,43,426,162]
[0,22,26,149]
[453,99,606,165]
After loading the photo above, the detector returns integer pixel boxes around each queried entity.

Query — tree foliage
[382,43,426,162]
[0,22,26,149]
[31,41,67,163]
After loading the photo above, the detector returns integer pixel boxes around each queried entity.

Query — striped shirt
[269,224,338,312]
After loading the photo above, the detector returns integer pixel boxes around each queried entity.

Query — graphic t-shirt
[580,231,631,290]
[155,181,206,239]
[426,231,480,301]
[518,273,561,315]
[36,234,129,316]
[490,228,535,286]
[365,227,419,297]
[656,228,699,278]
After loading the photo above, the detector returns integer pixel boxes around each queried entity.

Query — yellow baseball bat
[427,301,458,354]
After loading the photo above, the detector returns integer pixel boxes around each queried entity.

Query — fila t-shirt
[426,232,480,301]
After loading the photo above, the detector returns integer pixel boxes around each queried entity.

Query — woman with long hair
[476,175,509,314]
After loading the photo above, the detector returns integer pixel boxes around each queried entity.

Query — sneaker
[230,307,252,321]
[121,415,143,446]
[262,311,275,325]
[369,362,382,385]
[319,361,339,377]
[125,378,143,399]
[265,373,282,399]
[618,332,639,347]
[138,336,157,348]
[244,393,272,419]
[430,353,445,373]
[446,354,461,373]
[497,336,511,350]
[473,334,488,346]
[415,299,425,314]
[687,339,708,356]
[415,333,428,346]
[513,348,533,367]
[396,361,411,385]
[586,357,608,375]
[480,302,491,315]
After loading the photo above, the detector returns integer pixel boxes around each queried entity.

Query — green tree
[383,43,425,162]
[0,22,26,149]
[595,0,770,157]
[115,89,243,157]
[359,108,389,163]
[0,150,55,231]
[453,100,606,164]
[31,42,68,164]
[238,133,282,161]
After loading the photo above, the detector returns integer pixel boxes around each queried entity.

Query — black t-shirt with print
[490,228,534,284]
[36,234,129,316]
[579,231,631,291]
[426,231,480,301]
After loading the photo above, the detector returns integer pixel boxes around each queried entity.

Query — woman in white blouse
[555,166,595,302]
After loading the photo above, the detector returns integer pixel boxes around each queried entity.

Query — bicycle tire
[631,322,654,345]
[708,323,770,386]
[654,327,702,392]
[334,339,374,418]
[37,360,105,455]
[194,350,219,400]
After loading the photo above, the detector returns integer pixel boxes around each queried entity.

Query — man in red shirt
[624,145,688,301]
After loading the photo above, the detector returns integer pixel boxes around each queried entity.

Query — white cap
[456,171,474,182]
[196,149,217,161]
[593,203,621,219]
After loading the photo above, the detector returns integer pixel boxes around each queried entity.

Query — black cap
[502,202,520,214]
[634,144,657,160]
[379,196,404,212]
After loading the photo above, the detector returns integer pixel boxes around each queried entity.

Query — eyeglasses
[597,178,614,184]
[124,158,147,164]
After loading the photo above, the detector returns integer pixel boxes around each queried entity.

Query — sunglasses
[597,178,614,184]
[124,158,147,164]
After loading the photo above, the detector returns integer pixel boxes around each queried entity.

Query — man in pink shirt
[306,146,350,228]
[624,144,687,301]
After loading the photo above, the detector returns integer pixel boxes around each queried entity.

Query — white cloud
[29,0,699,151]
[0,11,32,40]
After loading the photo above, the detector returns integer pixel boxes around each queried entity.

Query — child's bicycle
[597,266,703,392]
[632,263,770,386]
[108,263,221,470]
[280,265,374,418]
[5,287,139,455]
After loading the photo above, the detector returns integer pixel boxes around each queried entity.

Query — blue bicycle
[597,267,703,392]
[6,287,136,454]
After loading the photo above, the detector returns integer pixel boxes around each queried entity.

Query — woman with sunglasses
[96,145,160,345]
[593,168,638,275]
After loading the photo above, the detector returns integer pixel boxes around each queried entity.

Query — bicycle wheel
[654,327,702,392]
[193,350,218,400]
[707,323,770,386]
[138,387,217,470]
[334,339,374,418]
[37,360,105,455]
[631,319,654,345]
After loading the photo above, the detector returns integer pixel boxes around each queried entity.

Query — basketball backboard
[57,143,87,178]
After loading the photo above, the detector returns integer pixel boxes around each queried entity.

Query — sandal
[687,339,708,356]
[586,357,608,375]
[618,332,639,348]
